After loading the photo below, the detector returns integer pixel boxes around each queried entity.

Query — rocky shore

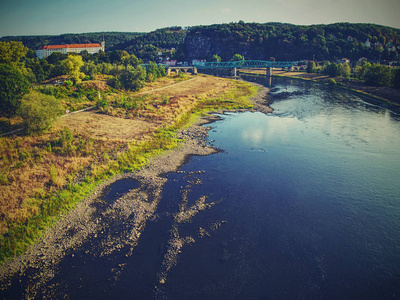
[0,83,271,298]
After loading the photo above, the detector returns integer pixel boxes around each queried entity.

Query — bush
[328,78,337,85]
[96,97,109,110]
[64,80,73,87]
[17,91,64,133]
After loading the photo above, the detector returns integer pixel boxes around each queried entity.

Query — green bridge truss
[193,60,298,69]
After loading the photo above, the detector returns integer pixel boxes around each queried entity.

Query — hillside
[185,22,400,61]
[2,22,400,62]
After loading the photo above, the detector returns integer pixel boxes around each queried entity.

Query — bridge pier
[266,67,272,77]
[231,67,237,77]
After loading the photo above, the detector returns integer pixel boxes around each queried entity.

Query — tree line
[305,60,400,88]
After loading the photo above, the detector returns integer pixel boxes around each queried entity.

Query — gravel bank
[0,83,271,298]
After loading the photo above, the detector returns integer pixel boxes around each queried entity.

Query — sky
[1,0,399,37]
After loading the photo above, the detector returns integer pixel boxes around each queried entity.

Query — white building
[36,39,105,59]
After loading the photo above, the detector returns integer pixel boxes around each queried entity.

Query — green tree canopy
[146,61,160,82]
[231,54,245,61]
[0,64,31,115]
[364,64,393,87]
[211,54,222,62]
[307,61,316,73]
[17,91,64,133]
[0,41,28,66]
[323,62,339,77]
[338,62,351,78]
[122,53,141,67]
[62,55,85,84]
[119,65,146,91]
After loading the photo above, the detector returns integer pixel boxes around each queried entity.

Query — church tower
[101,36,105,52]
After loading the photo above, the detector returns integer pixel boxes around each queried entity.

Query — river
[2,76,400,299]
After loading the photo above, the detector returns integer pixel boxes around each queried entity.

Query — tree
[364,64,394,87]
[62,55,85,84]
[0,64,31,115]
[323,62,339,77]
[122,53,141,67]
[81,61,98,79]
[146,61,160,82]
[355,61,371,79]
[307,61,316,73]
[17,91,64,133]
[158,64,167,77]
[109,50,130,64]
[0,41,28,67]
[119,65,146,91]
[231,54,245,61]
[338,62,351,78]
[211,54,222,62]
[46,52,68,65]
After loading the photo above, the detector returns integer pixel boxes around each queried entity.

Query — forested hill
[185,22,400,61]
[2,22,400,62]
[0,32,146,52]
[0,28,187,61]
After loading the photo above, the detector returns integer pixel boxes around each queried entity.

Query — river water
[4,76,400,299]
[151,77,400,299]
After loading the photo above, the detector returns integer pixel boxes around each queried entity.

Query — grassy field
[0,74,257,263]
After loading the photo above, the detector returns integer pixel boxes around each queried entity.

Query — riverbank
[241,69,400,107]
[0,77,271,296]
[0,77,268,296]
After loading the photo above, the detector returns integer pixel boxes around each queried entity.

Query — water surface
[154,77,400,299]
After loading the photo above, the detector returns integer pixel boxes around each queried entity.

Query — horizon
[1,0,399,38]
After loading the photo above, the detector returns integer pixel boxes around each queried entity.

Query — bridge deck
[193,60,297,69]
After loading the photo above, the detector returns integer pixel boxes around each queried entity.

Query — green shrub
[0,173,9,185]
[17,91,64,134]
[328,78,337,85]
[64,80,73,87]
[162,94,170,105]
[96,97,109,110]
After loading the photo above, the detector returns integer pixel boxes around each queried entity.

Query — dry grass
[0,74,247,237]
[56,112,155,141]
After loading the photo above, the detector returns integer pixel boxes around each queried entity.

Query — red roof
[67,43,102,48]
[38,43,102,50]
[39,45,67,50]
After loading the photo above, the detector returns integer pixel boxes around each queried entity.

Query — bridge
[193,60,298,76]
[141,63,198,76]
[141,60,298,77]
